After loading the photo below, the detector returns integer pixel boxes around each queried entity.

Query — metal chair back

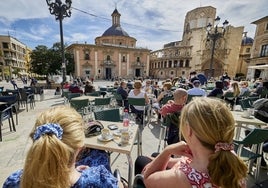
[94,108,121,122]
[186,94,202,104]
[70,98,89,116]
[234,128,268,183]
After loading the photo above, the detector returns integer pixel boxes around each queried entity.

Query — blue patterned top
[3,149,118,188]
[3,166,118,188]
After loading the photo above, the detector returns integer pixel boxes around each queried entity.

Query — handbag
[84,120,104,137]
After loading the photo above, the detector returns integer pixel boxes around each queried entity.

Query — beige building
[67,9,151,80]
[237,32,253,76]
[0,35,30,80]
[150,6,244,80]
[247,16,268,80]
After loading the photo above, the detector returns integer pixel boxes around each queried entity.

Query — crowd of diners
[4,71,267,187]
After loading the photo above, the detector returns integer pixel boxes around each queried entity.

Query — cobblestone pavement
[0,80,267,187]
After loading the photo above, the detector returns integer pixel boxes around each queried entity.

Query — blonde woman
[142,98,247,188]
[128,80,149,122]
[224,81,240,97]
[3,106,122,188]
[223,81,240,107]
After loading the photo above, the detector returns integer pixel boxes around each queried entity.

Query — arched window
[122,56,126,62]
[185,60,190,67]
[107,55,111,61]
[179,60,184,67]
[84,51,90,60]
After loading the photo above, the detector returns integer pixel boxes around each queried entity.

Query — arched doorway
[202,60,223,78]
[135,69,141,77]
[105,68,112,79]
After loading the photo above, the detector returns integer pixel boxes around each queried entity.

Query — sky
[0,0,267,51]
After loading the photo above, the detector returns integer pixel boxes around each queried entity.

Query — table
[70,95,102,102]
[84,121,140,188]
[232,111,267,139]
[0,101,8,105]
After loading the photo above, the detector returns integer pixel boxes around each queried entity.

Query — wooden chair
[234,128,268,184]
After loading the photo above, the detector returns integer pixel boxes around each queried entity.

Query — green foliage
[30,43,74,76]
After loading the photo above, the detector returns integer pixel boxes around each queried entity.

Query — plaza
[0,79,267,187]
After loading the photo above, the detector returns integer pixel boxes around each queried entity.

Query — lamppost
[206,16,229,78]
[46,0,72,83]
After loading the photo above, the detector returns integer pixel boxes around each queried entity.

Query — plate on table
[97,135,113,142]
[113,129,132,137]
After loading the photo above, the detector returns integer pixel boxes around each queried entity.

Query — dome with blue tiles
[241,32,253,45]
[102,9,129,37]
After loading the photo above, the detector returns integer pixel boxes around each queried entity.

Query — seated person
[187,80,206,96]
[152,82,173,110]
[128,80,149,123]
[3,106,123,188]
[135,97,247,188]
[116,80,129,109]
[159,88,188,145]
[84,81,95,94]
[69,81,83,94]
[63,81,70,89]
[207,80,224,97]
[113,81,119,89]
[239,81,251,97]
[223,81,240,107]
[143,80,153,95]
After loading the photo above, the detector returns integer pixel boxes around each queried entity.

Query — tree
[30,43,74,77]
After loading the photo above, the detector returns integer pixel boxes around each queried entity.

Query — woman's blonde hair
[163,82,172,90]
[231,82,240,97]
[21,106,85,188]
[134,80,142,89]
[180,98,247,188]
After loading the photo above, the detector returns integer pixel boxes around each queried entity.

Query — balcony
[100,60,116,67]
[131,61,145,68]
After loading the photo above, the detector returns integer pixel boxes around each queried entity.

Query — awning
[248,65,268,69]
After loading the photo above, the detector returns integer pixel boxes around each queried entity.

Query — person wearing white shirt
[187,80,206,96]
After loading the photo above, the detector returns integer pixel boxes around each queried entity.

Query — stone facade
[247,16,268,79]
[0,35,30,80]
[67,9,150,80]
[238,32,253,76]
[149,6,244,80]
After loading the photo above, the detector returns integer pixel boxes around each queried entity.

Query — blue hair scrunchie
[33,123,63,140]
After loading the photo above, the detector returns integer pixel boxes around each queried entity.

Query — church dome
[241,32,253,45]
[101,8,129,37]
[102,25,129,37]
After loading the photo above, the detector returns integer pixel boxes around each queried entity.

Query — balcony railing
[100,60,116,67]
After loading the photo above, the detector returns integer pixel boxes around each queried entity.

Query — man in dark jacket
[116,81,128,109]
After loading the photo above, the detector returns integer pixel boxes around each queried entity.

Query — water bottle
[123,109,129,130]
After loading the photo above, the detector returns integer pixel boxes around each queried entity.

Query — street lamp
[206,16,229,78]
[46,0,72,83]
